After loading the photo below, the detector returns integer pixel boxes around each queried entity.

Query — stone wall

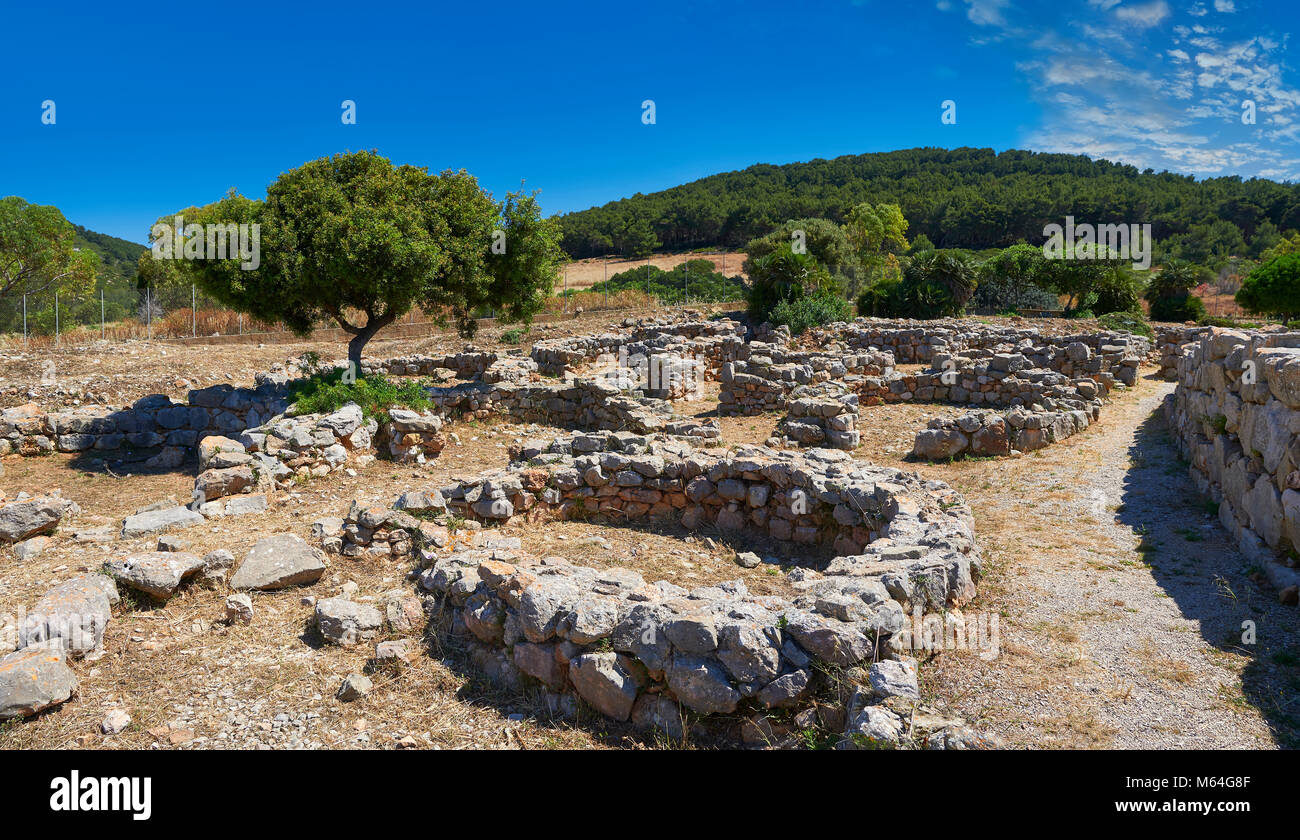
[321,432,984,743]
[529,317,745,375]
[1164,327,1300,595]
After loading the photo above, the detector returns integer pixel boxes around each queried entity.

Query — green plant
[500,327,527,344]
[767,290,854,334]
[1097,310,1153,338]
[287,369,432,422]
[745,243,838,323]
[1237,252,1300,323]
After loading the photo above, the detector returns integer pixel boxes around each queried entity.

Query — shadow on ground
[1118,407,1300,747]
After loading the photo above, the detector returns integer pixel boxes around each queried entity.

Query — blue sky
[2,0,1296,243]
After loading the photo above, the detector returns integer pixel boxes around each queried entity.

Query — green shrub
[746,244,838,323]
[287,369,432,422]
[1148,292,1206,322]
[1097,310,1153,338]
[593,259,745,305]
[768,291,855,335]
[854,250,975,319]
[500,327,527,345]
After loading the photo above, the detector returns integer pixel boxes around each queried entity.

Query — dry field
[559,252,748,291]
[1,310,1296,750]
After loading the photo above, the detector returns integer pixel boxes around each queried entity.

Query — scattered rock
[315,598,383,646]
[230,533,327,590]
[106,552,206,600]
[337,673,372,702]
[0,647,78,720]
[101,708,132,735]
[225,593,254,625]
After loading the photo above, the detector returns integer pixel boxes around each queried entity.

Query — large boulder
[667,654,740,714]
[106,552,206,600]
[230,533,327,590]
[197,435,246,469]
[912,428,968,461]
[194,466,254,501]
[0,647,78,720]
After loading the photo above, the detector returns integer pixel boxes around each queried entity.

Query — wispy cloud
[1114,1,1172,29]
[954,0,1300,180]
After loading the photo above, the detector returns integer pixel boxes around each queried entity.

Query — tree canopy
[0,196,99,303]
[165,151,563,365]
[1237,253,1300,323]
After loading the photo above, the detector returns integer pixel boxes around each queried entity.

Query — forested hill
[73,224,146,288]
[555,147,1300,263]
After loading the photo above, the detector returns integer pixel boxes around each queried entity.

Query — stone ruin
[1162,325,1300,601]
[2,312,1165,746]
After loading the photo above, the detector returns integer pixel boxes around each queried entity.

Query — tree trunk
[347,325,379,371]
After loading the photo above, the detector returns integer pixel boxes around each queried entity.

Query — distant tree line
[557,146,1300,269]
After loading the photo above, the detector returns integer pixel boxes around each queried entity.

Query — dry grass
[559,252,748,291]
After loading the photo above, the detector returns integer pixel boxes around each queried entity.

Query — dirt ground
[1,314,1294,750]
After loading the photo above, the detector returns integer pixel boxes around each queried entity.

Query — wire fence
[0,282,745,351]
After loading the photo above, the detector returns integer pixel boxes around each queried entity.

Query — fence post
[239,313,243,335]
[55,292,59,347]
[101,288,104,340]
[563,266,568,314]
[684,260,688,309]
[22,294,26,346]
[147,286,152,340]
[603,254,608,309]
[192,283,196,337]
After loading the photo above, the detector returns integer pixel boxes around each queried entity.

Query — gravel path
[924,377,1299,749]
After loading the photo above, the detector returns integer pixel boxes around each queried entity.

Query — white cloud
[1114,1,1171,29]
[962,0,1010,26]
[942,0,1300,180]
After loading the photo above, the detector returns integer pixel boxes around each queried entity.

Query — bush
[287,370,433,422]
[856,249,975,318]
[1097,311,1153,338]
[1236,252,1300,322]
[593,259,745,305]
[1148,292,1206,322]
[500,327,527,344]
[1197,315,1260,328]
[745,244,838,323]
[768,291,855,335]
[971,274,1059,312]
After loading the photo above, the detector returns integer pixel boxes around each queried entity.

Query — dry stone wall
[1165,327,1300,595]
[322,430,983,743]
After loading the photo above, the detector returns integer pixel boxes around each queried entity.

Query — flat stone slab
[0,496,66,543]
[0,647,78,720]
[120,506,203,538]
[106,552,206,600]
[224,494,268,517]
[231,533,326,591]
[19,574,118,656]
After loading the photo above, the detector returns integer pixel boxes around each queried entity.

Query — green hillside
[555,146,1300,266]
